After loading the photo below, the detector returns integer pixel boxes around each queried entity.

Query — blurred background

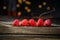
[0,0,60,18]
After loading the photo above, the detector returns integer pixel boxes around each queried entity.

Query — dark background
[0,0,60,18]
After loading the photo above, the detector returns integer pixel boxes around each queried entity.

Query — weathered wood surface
[0,24,60,34]
[0,37,60,40]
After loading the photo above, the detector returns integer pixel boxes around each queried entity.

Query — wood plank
[0,25,60,34]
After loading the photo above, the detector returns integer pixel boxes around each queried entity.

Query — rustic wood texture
[0,37,60,40]
[0,25,60,34]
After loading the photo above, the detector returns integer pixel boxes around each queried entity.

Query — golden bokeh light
[25,6,29,10]
[18,0,22,4]
[43,2,47,6]
[27,9,31,13]
[3,6,7,10]
[25,1,31,5]
[18,12,21,16]
[38,5,42,8]
[47,6,51,10]
[23,0,26,2]
[16,4,20,8]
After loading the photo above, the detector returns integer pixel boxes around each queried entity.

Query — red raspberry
[29,19,36,26]
[12,19,19,26]
[44,19,51,26]
[37,18,44,27]
[21,19,28,26]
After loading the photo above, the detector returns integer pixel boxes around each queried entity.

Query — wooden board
[0,24,60,34]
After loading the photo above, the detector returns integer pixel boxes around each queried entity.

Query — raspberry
[44,19,51,26]
[37,18,44,27]
[29,19,36,26]
[12,19,19,26]
[21,19,28,26]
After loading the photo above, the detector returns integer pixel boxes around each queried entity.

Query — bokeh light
[27,9,31,13]
[38,5,42,8]
[47,6,51,10]
[23,0,26,2]
[3,6,7,10]
[25,6,29,10]
[16,4,20,8]
[43,2,47,6]
[18,0,22,4]
[25,1,31,5]
[18,11,21,16]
